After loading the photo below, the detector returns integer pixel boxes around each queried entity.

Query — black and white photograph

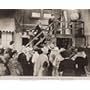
[0,9,89,78]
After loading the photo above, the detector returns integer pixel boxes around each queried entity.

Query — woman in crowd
[33,48,42,76]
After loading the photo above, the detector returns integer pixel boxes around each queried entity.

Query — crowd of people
[0,41,88,76]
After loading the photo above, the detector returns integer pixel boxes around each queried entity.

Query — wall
[1,32,13,48]
[0,18,15,48]
[81,10,90,47]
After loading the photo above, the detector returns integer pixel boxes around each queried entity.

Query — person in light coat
[33,49,42,76]
[34,47,49,76]
[49,46,64,76]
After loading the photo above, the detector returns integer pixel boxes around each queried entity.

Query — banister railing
[34,37,46,48]
[26,21,57,47]
[26,31,43,47]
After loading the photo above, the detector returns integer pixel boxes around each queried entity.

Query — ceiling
[0,9,16,18]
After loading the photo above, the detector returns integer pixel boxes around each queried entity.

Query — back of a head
[43,61,48,68]
[11,50,17,58]
[5,48,12,58]
[60,51,69,58]
[18,53,26,62]
[37,49,43,54]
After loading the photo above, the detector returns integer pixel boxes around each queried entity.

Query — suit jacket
[58,58,76,76]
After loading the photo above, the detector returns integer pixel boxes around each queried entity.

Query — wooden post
[72,22,75,47]
[41,9,43,18]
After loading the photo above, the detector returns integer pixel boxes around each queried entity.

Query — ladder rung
[34,37,46,47]
[26,31,43,47]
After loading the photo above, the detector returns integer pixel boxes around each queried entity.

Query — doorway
[56,38,72,49]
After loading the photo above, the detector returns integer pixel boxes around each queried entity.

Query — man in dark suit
[58,51,76,76]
